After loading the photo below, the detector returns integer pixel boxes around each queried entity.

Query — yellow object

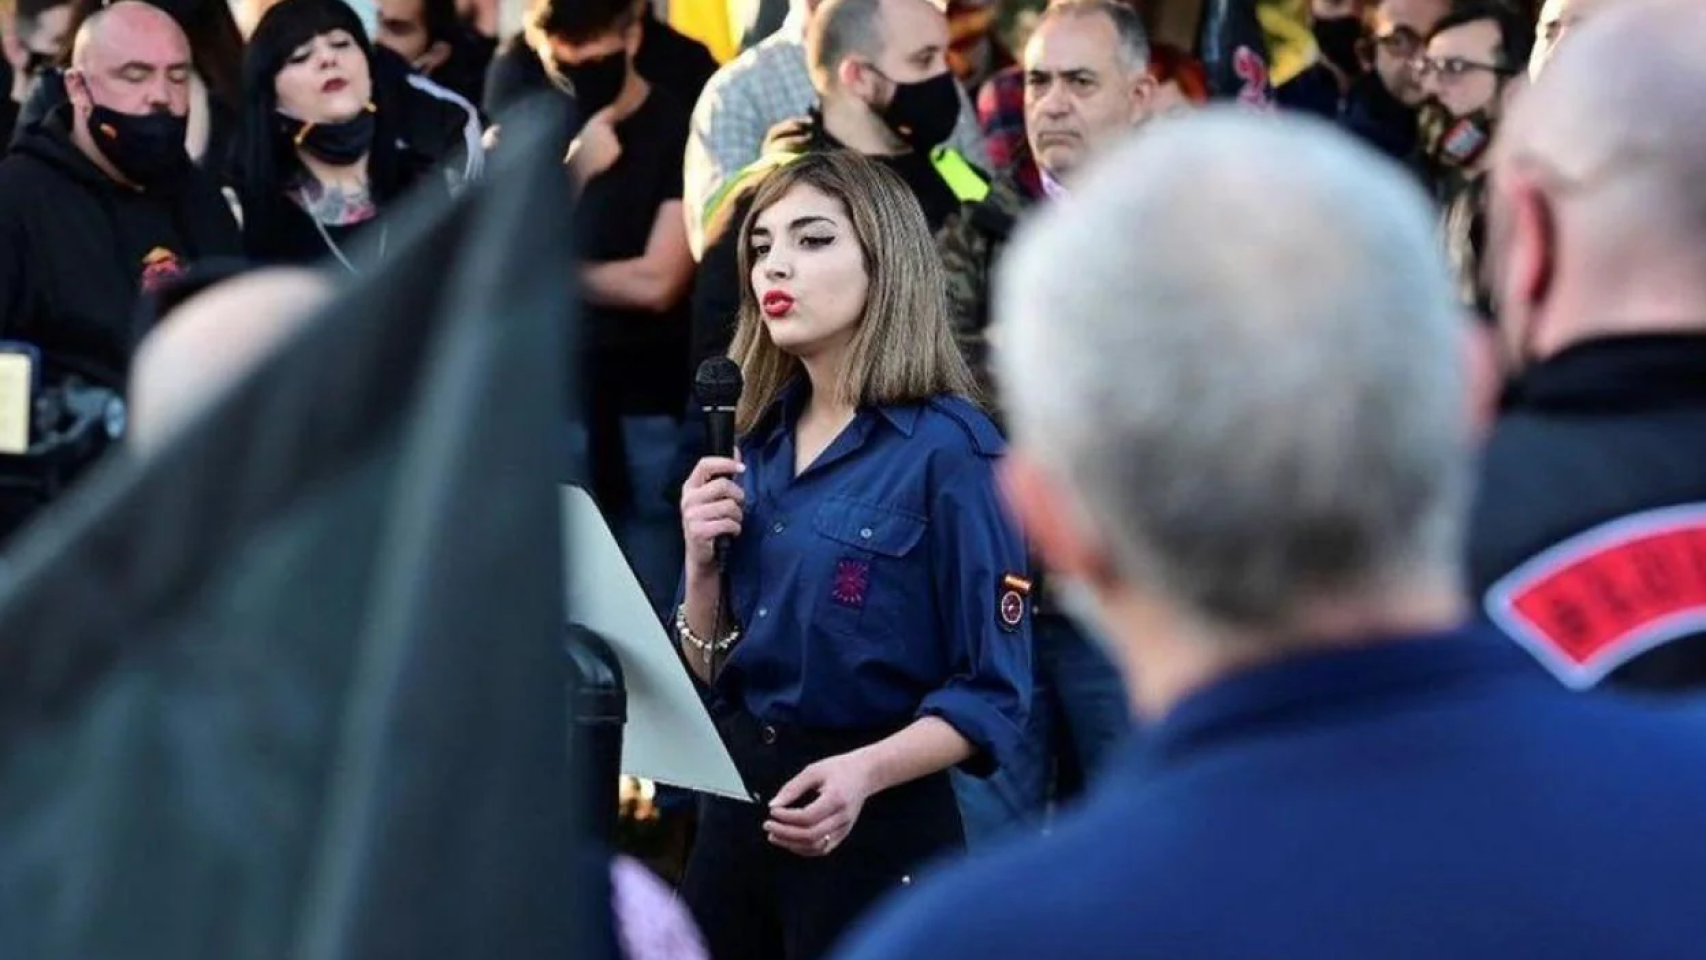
[1258,0,1316,88]
[667,0,740,63]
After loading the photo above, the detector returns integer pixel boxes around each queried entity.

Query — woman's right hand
[681,456,745,576]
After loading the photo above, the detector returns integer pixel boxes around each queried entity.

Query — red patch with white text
[832,558,871,608]
[997,573,1032,633]
[1485,504,1706,689]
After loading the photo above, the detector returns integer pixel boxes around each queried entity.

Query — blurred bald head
[1486,0,1706,367]
[70,0,188,69]
[1529,0,1625,79]
[130,269,335,454]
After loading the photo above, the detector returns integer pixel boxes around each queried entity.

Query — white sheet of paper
[0,354,31,455]
[561,485,752,802]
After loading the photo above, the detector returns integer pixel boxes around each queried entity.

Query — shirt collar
[752,377,809,448]
[875,404,921,436]
[1039,167,1069,199]
[750,379,922,445]
[1116,622,1536,772]
[1504,333,1706,415]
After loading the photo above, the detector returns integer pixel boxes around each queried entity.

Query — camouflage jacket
[939,161,1038,402]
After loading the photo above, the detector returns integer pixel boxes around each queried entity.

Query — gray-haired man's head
[1024,0,1156,183]
[995,108,1471,655]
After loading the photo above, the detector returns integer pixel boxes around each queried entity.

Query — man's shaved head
[1486,0,1706,365]
[1529,0,1625,79]
[70,0,188,71]
[130,269,336,455]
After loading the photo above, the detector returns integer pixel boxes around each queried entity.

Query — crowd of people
[1,0,1705,954]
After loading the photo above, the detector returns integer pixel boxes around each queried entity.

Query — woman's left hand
[764,752,879,858]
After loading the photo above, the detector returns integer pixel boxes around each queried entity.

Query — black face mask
[1312,16,1363,76]
[1421,100,1495,170]
[88,105,189,187]
[281,105,377,166]
[557,52,628,116]
[874,68,961,152]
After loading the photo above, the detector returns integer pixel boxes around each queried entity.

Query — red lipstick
[761,290,795,318]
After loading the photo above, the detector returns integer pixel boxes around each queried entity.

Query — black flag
[0,102,592,959]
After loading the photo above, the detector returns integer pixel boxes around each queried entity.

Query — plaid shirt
[975,64,1026,173]
[682,15,990,257]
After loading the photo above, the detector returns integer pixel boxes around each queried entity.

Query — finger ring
[819,834,832,852]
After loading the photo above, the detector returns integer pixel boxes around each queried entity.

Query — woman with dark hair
[230,0,479,271]
[14,0,245,167]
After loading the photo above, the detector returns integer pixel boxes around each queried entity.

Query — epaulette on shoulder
[928,396,1006,458]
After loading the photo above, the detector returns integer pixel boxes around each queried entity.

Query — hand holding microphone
[681,455,744,575]
[682,357,745,577]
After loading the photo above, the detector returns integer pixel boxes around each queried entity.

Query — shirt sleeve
[916,448,1031,777]
[683,68,765,259]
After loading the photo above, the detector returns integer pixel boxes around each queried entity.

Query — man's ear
[1129,71,1158,121]
[63,68,91,113]
[1506,175,1556,335]
[997,451,1110,586]
[836,56,871,97]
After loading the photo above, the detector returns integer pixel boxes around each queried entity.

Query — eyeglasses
[1372,28,1423,57]
[1412,55,1514,80]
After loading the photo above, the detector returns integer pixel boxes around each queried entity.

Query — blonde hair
[729,150,980,434]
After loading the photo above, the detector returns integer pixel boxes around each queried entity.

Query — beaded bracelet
[675,604,741,655]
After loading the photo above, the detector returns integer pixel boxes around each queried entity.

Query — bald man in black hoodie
[0,0,240,542]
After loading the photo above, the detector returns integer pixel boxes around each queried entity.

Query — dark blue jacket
[1471,335,1706,692]
[834,623,1706,959]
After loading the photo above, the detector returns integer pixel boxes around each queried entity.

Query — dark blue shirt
[711,386,1031,775]
[833,623,1706,959]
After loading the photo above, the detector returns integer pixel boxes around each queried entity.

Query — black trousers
[679,711,965,960]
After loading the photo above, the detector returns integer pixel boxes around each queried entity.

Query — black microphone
[695,357,744,567]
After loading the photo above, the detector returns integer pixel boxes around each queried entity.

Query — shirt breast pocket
[812,496,929,639]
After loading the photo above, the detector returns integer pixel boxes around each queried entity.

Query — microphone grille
[694,357,744,407]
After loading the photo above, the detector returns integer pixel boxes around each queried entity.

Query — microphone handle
[703,403,738,568]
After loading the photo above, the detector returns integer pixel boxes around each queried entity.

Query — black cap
[694,356,743,408]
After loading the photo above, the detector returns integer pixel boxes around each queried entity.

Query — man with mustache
[937,0,1155,844]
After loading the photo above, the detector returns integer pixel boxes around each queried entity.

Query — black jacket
[1469,335,1706,693]
[0,106,241,388]
[240,47,482,268]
